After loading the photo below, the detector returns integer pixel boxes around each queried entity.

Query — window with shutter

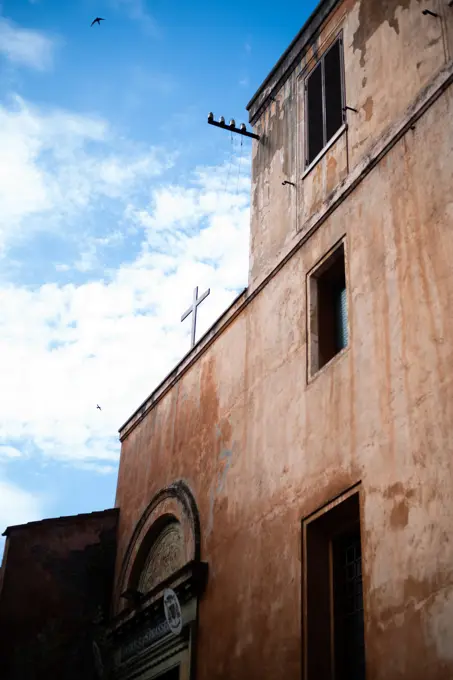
[336,286,348,351]
[305,36,345,167]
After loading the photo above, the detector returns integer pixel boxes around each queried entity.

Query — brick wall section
[0,509,118,680]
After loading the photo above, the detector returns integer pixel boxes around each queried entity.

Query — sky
[0,0,319,549]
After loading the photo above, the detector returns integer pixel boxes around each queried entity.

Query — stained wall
[114,1,453,678]
[248,0,450,289]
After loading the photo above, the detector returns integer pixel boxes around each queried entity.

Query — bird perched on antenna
[91,17,105,27]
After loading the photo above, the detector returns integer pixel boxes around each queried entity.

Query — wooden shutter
[336,286,348,350]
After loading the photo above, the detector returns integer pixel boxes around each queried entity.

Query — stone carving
[119,482,200,596]
[138,521,185,594]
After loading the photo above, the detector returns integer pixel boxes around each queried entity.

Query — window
[158,667,180,680]
[308,241,348,376]
[332,530,366,680]
[305,37,344,167]
[303,490,366,680]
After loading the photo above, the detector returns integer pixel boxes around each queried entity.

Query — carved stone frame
[137,520,185,594]
[108,482,206,680]
[116,481,201,610]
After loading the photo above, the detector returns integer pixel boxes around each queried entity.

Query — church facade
[2,0,453,678]
[107,1,453,678]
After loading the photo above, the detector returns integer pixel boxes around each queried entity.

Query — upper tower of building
[245,0,451,290]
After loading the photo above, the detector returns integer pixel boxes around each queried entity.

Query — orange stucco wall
[114,1,453,678]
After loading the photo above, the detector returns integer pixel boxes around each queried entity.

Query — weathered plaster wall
[346,0,446,166]
[115,78,453,679]
[249,0,450,288]
[113,1,453,678]
[0,511,118,680]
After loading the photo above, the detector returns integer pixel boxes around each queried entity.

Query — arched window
[137,519,185,594]
[113,483,207,680]
[117,481,202,608]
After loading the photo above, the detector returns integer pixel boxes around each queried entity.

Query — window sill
[307,343,349,385]
[303,124,347,179]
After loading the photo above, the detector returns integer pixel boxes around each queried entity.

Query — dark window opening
[324,40,343,141]
[333,530,366,680]
[304,491,366,680]
[309,242,348,375]
[157,666,180,680]
[307,63,324,164]
[305,37,344,166]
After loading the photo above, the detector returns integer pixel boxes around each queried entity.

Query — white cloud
[0,446,22,459]
[0,95,173,252]
[0,17,57,71]
[0,478,43,534]
[0,473,44,559]
[0,100,251,468]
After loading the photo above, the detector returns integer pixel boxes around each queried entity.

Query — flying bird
[96,404,102,411]
[91,17,105,27]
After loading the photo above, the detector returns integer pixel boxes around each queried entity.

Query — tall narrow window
[308,241,349,377]
[333,530,366,680]
[303,489,366,680]
[305,36,344,166]
[306,62,324,164]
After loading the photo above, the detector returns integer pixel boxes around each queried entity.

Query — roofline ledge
[118,288,247,440]
[2,507,119,537]
[246,0,340,125]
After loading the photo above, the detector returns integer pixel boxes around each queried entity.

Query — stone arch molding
[117,481,200,607]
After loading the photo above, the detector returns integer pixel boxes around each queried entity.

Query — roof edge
[2,507,119,537]
[246,0,341,124]
[118,287,247,437]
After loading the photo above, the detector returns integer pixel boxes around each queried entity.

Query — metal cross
[181,286,210,348]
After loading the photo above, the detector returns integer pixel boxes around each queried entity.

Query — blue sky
[0,0,318,547]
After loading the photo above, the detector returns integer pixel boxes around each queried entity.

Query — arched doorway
[107,482,208,680]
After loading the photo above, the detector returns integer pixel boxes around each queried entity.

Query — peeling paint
[352,0,420,67]
[389,499,409,529]
[425,589,453,663]
[207,434,236,537]
[363,95,374,121]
